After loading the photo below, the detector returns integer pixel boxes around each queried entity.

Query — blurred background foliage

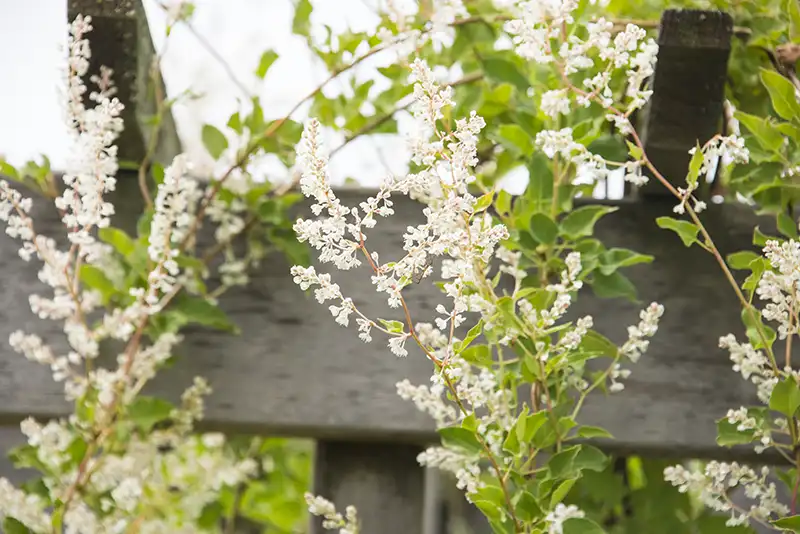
[145,0,797,532]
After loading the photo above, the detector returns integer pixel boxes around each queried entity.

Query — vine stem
[629,128,780,373]
[356,241,522,532]
[179,41,390,253]
[553,52,779,372]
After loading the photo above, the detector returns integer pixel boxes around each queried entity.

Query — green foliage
[566,457,757,534]
[201,124,229,159]
[655,217,701,248]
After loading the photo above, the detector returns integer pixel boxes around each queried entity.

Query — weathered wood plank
[310,440,424,534]
[67,0,181,164]
[0,181,773,457]
[638,9,733,196]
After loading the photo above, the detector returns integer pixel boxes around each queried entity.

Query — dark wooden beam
[67,0,181,165]
[310,441,425,534]
[0,182,774,459]
[638,9,733,197]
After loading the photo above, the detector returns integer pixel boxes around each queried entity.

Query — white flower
[418,446,483,494]
[541,89,570,118]
[620,302,664,363]
[545,503,585,534]
[388,334,410,357]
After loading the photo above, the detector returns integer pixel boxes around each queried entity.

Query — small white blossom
[545,503,585,534]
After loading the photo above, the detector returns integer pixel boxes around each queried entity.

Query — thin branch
[329,72,484,158]
[184,22,253,99]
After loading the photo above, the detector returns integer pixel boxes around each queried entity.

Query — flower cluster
[377,0,467,54]
[665,462,788,527]
[506,4,658,116]
[293,59,507,361]
[757,239,800,340]
[305,493,360,534]
[60,15,123,260]
[718,334,776,404]
[0,16,265,533]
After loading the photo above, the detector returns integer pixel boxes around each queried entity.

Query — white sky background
[0,0,621,196]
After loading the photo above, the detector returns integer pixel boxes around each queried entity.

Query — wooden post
[67,0,181,165]
[638,9,733,197]
[311,440,425,534]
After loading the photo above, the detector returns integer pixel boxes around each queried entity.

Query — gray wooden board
[0,184,777,457]
[638,9,733,196]
[67,0,181,165]
[310,440,425,534]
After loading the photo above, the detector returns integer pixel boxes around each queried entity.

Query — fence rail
[0,3,772,533]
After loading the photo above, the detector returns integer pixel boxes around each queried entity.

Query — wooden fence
[0,2,782,533]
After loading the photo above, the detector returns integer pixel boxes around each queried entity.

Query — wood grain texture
[0,182,775,457]
[311,440,425,534]
[638,9,733,196]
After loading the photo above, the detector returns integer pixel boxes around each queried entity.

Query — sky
[0,0,621,196]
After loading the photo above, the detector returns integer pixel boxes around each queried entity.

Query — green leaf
[472,484,506,523]
[736,111,785,153]
[773,515,800,532]
[79,265,116,303]
[197,502,225,530]
[778,212,799,239]
[560,206,618,238]
[3,518,33,534]
[716,417,755,447]
[741,308,776,351]
[255,50,279,79]
[588,135,626,162]
[656,216,700,247]
[98,227,135,257]
[547,444,607,479]
[438,426,483,455]
[563,517,606,534]
[461,413,478,432]
[550,478,578,507]
[474,192,494,213]
[529,213,559,245]
[151,162,165,186]
[789,0,800,40]
[778,122,800,143]
[127,396,174,432]
[686,142,704,189]
[495,124,533,156]
[521,411,548,442]
[770,376,800,418]
[172,294,239,333]
[752,226,771,247]
[0,159,19,180]
[461,345,493,367]
[496,190,512,215]
[514,491,542,522]
[456,320,483,353]
[726,250,760,270]
[626,140,643,160]
[525,153,554,214]
[547,446,581,478]
[598,248,653,275]
[577,426,613,439]
[579,330,618,358]
[292,0,312,35]
[572,444,608,473]
[591,271,637,301]
[202,124,228,159]
[378,319,405,334]
[761,69,800,122]
[482,58,529,91]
